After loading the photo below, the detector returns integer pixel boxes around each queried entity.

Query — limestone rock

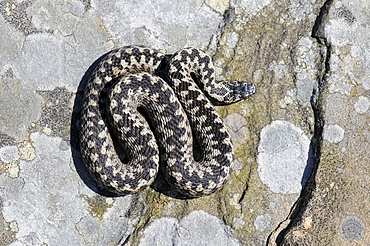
[0,0,368,245]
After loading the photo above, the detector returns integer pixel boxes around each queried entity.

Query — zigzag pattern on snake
[80,46,255,197]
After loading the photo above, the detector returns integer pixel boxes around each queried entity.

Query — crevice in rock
[266,0,333,245]
[118,234,131,246]
[207,6,235,52]
[238,185,248,204]
[122,194,147,245]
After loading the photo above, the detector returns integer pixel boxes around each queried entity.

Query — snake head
[215,81,256,104]
[230,81,255,102]
[239,82,256,99]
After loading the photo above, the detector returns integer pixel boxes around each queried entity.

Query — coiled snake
[80,46,255,197]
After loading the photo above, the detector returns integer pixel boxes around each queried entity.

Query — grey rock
[139,217,178,246]
[76,214,104,244]
[223,113,250,143]
[0,174,25,200]
[74,11,110,51]
[0,0,42,35]
[0,146,19,164]
[0,78,42,142]
[2,133,86,244]
[36,87,73,140]
[354,96,369,114]
[323,124,345,143]
[26,0,84,32]
[257,120,311,194]
[0,15,24,61]
[176,210,240,246]
[268,60,287,79]
[294,37,320,106]
[277,0,370,244]
[1,133,135,245]
[230,0,272,15]
[340,215,365,243]
[254,213,271,232]
[140,210,240,246]
[94,0,222,52]
[0,0,369,245]
[13,33,65,91]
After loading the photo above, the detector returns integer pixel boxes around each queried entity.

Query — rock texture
[0,0,368,245]
[271,0,370,244]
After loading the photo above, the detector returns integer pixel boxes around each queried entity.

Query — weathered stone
[13,33,65,91]
[0,14,24,61]
[276,0,370,244]
[205,0,230,15]
[258,120,311,195]
[93,0,223,53]
[36,87,73,141]
[223,113,250,143]
[0,146,19,164]
[0,78,42,142]
[0,133,15,148]
[0,0,43,35]
[140,210,240,246]
[26,0,84,33]
[0,0,369,245]
[254,213,272,232]
[0,133,136,245]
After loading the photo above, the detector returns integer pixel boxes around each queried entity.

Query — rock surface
[0,0,368,245]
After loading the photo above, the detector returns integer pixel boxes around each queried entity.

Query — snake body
[80,46,255,197]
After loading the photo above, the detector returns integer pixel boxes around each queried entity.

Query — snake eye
[240,82,256,98]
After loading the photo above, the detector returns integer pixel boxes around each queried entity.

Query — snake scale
[80,46,255,197]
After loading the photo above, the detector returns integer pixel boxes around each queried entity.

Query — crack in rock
[267,0,334,245]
